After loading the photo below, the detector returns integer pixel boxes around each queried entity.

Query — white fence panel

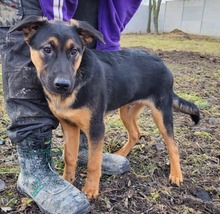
[124,0,220,37]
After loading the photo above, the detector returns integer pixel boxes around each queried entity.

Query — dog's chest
[50,103,92,131]
[46,92,92,130]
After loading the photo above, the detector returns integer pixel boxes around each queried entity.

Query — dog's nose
[54,78,71,91]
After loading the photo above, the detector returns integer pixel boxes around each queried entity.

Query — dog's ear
[8,15,48,43]
[69,19,105,46]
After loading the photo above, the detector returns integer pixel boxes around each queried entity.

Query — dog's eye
[70,48,78,56]
[43,47,52,54]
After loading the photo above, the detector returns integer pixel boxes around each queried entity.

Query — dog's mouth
[40,75,74,96]
[45,84,74,97]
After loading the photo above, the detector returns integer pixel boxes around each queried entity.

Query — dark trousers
[0,0,98,143]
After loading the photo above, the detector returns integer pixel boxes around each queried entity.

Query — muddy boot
[78,132,130,175]
[16,133,90,214]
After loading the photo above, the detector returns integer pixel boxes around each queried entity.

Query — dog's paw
[62,172,76,183]
[82,181,99,199]
[169,172,183,186]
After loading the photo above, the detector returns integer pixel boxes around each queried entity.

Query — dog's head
[9,16,105,95]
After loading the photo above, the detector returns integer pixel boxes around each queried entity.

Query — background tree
[152,0,162,34]
[147,0,152,33]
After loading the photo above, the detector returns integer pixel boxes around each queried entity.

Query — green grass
[105,117,124,131]
[121,33,220,56]
[0,164,20,174]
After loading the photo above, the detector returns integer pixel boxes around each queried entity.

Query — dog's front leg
[82,138,103,199]
[61,121,80,183]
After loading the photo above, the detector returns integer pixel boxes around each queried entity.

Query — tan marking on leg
[50,107,92,186]
[61,121,80,183]
[57,107,103,197]
[115,103,144,157]
[82,138,103,199]
[150,103,183,186]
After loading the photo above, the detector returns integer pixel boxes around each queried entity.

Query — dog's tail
[173,93,200,124]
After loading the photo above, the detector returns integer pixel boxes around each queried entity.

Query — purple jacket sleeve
[38,0,142,51]
[97,0,142,51]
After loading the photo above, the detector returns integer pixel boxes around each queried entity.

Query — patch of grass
[194,131,212,139]
[121,34,220,56]
[148,124,159,135]
[145,191,161,203]
[0,165,20,174]
[52,146,64,174]
[105,118,124,130]
[5,196,19,207]
[105,112,126,134]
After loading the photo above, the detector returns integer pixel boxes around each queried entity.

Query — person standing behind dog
[0,0,141,213]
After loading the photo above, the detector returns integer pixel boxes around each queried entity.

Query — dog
[9,16,200,199]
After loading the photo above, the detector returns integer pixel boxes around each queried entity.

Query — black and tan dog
[10,16,200,199]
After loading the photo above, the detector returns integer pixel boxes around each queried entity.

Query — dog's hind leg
[149,100,183,186]
[115,103,145,157]
[61,121,80,183]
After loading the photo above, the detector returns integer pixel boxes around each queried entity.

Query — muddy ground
[0,47,220,213]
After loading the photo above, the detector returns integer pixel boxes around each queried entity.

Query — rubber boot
[78,132,130,175]
[16,132,90,214]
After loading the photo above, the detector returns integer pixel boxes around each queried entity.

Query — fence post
[162,1,167,32]
[180,0,185,30]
